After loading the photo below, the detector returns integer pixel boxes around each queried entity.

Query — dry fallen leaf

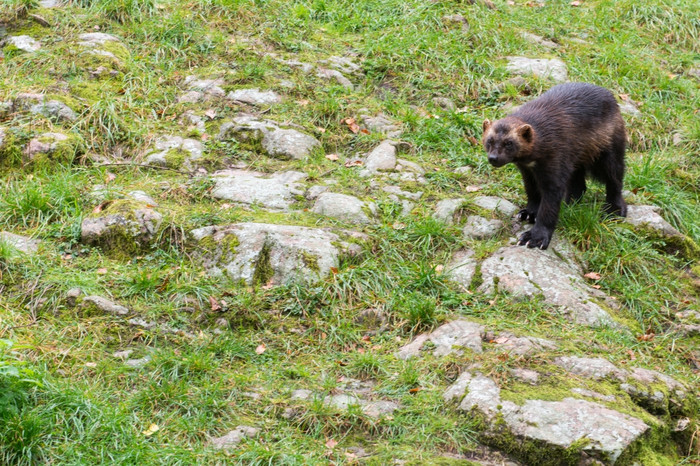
[143,423,159,437]
[325,438,338,449]
[255,344,266,354]
[209,296,222,312]
[409,387,421,393]
[105,172,117,184]
[325,153,339,161]
[584,272,602,280]
[570,0,581,5]
[330,267,339,274]
[96,268,108,274]
[204,109,217,119]
[342,117,360,134]
[393,222,406,230]
[465,185,481,193]
[344,160,364,168]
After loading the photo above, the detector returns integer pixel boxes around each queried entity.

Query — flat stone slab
[312,192,375,224]
[191,222,362,286]
[24,132,70,159]
[625,205,681,237]
[210,169,306,210]
[434,198,465,224]
[261,128,321,160]
[553,356,627,381]
[450,374,649,464]
[397,320,484,360]
[489,332,557,355]
[29,100,77,123]
[506,56,568,83]
[472,196,518,217]
[475,239,618,327]
[81,201,163,256]
[179,77,226,103]
[0,232,40,254]
[7,35,40,52]
[80,296,129,316]
[210,426,260,450]
[145,136,203,170]
[361,113,402,137]
[77,33,122,47]
[463,215,503,240]
[228,88,282,106]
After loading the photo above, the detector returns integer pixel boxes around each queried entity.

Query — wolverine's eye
[504,141,514,149]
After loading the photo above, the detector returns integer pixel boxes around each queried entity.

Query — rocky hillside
[1,0,699,464]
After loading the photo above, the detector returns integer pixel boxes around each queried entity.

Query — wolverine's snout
[488,154,505,167]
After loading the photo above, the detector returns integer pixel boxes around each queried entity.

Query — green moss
[252,242,274,287]
[26,133,85,170]
[164,148,188,169]
[0,131,23,169]
[196,232,239,267]
[300,250,320,273]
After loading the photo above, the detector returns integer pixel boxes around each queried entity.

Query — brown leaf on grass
[325,153,339,161]
[344,159,364,167]
[465,185,481,193]
[467,136,479,146]
[637,333,655,342]
[96,268,108,274]
[330,267,339,274]
[408,387,421,393]
[342,117,360,133]
[105,172,116,184]
[584,272,602,280]
[255,344,266,354]
[92,201,111,214]
[209,296,222,311]
[142,424,159,436]
[325,438,338,449]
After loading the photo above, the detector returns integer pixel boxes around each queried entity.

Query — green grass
[1,0,699,463]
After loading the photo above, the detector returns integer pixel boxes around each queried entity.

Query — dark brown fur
[482,82,627,249]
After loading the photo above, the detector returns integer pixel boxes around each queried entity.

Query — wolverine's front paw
[517,228,552,250]
[517,209,537,223]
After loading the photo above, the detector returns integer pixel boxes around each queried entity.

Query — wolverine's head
[482,117,534,167]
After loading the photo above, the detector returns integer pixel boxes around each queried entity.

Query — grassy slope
[1,0,699,464]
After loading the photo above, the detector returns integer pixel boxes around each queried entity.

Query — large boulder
[210,169,307,210]
[145,136,203,171]
[191,223,363,286]
[506,57,568,83]
[81,200,164,258]
[312,192,376,224]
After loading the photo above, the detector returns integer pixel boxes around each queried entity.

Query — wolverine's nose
[488,154,499,166]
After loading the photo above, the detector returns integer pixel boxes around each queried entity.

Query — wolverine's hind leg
[565,168,587,204]
[592,131,627,217]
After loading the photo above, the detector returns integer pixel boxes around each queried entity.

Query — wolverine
[482,82,627,250]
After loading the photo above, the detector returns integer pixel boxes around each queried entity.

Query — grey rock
[24,132,70,159]
[179,77,226,103]
[64,287,83,307]
[312,192,374,224]
[432,97,456,110]
[324,393,362,410]
[0,232,40,254]
[362,400,399,418]
[397,320,484,360]
[395,158,425,175]
[628,367,686,393]
[442,14,469,31]
[262,128,321,160]
[625,205,681,237]
[687,66,700,81]
[127,191,158,206]
[81,201,163,255]
[618,100,641,117]
[77,33,122,47]
[472,195,518,217]
[554,356,627,381]
[324,56,362,75]
[281,59,315,74]
[506,56,568,83]
[145,136,203,170]
[490,332,557,356]
[81,296,129,316]
[446,249,477,288]
[228,88,282,106]
[181,111,206,133]
[463,215,503,240]
[7,35,40,53]
[453,374,649,464]
[113,349,133,359]
[520,32,559,49]
[124,355,152,368]
[443,371,473,403]
[210,169,307,210]
[290,389,313,401]
[217,114,278,142]
[433,198,466,224]
[39,0,61,6]
[571,388,616,402]
[210,426,260,450]
[477,240,618,327]
[191,222,362,286]
[354,307,388,329]
[509,368,540,385]
[30,100,77,123]
[361,114,402,137]
[364,140,397,172]
[316,68,353,89]
[382,185,422,201]
[305,185,329,200]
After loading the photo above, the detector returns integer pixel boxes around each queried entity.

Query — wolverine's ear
[518,124,533,143]
[482,119,492,132]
